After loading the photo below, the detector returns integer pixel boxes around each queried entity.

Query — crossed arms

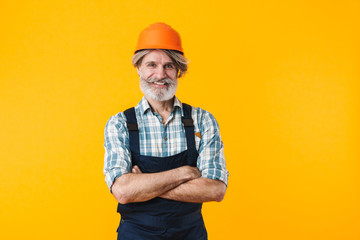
[111,165,227,204]
[105,108,228,205]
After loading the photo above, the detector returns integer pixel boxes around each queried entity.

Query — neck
[145,96,174,124]
[146,96,174,113]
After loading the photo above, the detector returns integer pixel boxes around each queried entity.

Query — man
[104,22,229,240]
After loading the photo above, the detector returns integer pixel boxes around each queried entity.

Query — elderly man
[104,22,229,240]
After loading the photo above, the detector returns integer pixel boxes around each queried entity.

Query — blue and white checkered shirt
[103,96,229,190]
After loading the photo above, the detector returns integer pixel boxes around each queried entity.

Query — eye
[164,63,175,69]
[146,62,157,68]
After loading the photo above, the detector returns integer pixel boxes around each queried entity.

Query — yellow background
[1,1,359,239]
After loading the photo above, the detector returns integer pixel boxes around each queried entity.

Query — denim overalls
[116,103,207,240]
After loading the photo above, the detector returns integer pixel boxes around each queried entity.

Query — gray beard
[140,77,178,102]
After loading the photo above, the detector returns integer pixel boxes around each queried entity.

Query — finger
[132,165,142,174]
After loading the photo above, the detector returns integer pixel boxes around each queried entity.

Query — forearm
[159,177,227,203]
[111,166,200,204]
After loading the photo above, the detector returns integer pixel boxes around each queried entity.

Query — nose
[154,66,167,79]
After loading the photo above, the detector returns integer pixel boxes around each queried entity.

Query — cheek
[167,70,178,79]
[138,69,153,79]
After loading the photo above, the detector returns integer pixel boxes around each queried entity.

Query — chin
[146,92,175,102]
[141,85,177,102]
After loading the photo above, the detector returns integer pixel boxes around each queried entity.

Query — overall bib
[116,103,207,240]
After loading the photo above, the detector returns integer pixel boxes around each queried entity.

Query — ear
[136,67,140,76]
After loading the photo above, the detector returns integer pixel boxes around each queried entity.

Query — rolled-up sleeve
[103,113,132,191]
[196,110,229,186]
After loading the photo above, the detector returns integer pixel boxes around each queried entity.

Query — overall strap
[124,107,140,156]
[182,103,197,153]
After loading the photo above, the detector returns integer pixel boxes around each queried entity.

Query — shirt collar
[138,96,183,116]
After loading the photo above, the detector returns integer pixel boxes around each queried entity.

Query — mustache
[144,77,174,84]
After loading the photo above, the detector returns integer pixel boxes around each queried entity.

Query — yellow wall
[1,1,359,239]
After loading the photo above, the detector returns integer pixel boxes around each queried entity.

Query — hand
[180,165,201,180]
[132,165,142,174]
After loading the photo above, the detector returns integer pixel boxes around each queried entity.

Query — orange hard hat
[135,22,184,54]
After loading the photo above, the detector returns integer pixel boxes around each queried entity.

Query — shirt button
[164,137,168,141]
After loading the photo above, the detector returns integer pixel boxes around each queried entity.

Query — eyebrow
[145,61,174,65]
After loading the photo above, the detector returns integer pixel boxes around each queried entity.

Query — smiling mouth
[153,81,167,86]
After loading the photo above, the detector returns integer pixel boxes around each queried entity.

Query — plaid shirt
[103,96,229,190]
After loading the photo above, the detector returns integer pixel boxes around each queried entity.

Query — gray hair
[132,49,188,78]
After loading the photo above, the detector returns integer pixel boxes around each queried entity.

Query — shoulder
[190,105,220,131]
[105,111,127,132]
[105,98,144,132]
